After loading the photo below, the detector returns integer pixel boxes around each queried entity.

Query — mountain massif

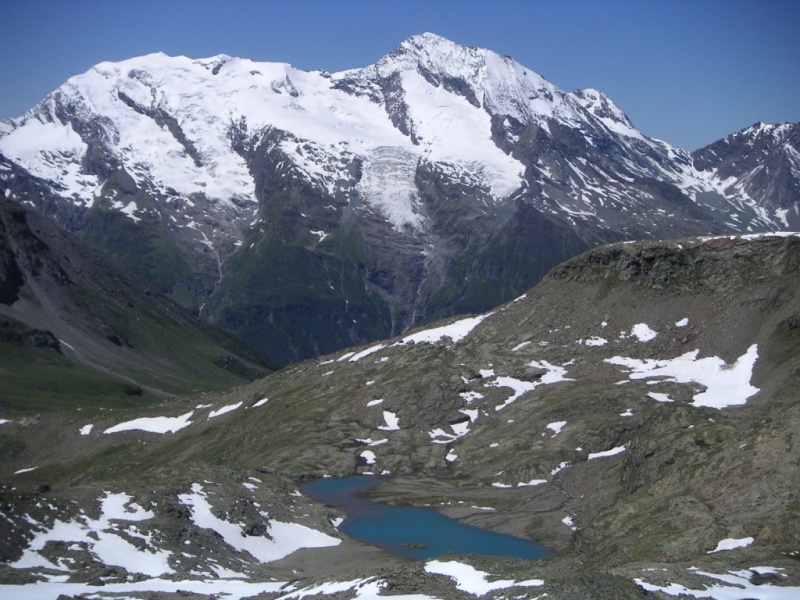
[1,33,798,364]
[1,233,799,598]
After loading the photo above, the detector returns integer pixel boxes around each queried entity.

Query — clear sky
[2,0,798,150]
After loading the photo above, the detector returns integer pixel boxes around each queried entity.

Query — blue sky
[1,0,798,150]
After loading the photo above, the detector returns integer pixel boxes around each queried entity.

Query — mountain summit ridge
[1,33,798,364]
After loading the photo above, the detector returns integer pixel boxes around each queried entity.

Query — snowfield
[103,411,194,434]
[178,484,340,563]
[605,344,760,409]
[11,492,173,577]
[425,560,544,595]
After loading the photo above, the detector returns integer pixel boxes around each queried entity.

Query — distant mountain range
[1,33,798,365]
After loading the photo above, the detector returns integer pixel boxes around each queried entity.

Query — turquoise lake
[301,476,551,561]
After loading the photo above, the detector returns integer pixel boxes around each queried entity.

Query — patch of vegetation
[0,344,160,411]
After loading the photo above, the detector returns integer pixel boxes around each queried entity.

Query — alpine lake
[301,476,551,561]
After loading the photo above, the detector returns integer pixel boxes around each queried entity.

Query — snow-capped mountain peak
[370,33,579,129]
[0,34,797,366]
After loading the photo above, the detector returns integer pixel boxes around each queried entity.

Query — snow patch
[708,536,754,553]
[178,483,339,563]
[425,560,544,595]
[378,410,400,431]
[349,344,386,362]
[11,492,172,577]
[517,479,547,487]
[648,391,674,403]
[104,411,194,434]
[491,360,572,411]
[635,565,800,600]
[623,323,658,342]
[208,402,243,419]
[398,314,491,345]
[605,345,760,409]
[588,446,627,460]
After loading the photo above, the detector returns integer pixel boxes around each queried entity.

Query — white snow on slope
[349,343,386,362]
[623,323,658,342]
[517,479,547,487]
[490,360,572,411]
[605,344,760,409]
[103,411,194,434]
[378,411,400,431]
[648,391,674,403]
[572,88,645,141]
[0,119,98,201]
[635,566,799,600]
[425,560,544,595]
[398,314,490,345]
[0,37,537,228]
[707,536,754,553]
[2,36,796,236]
[0,579,288,600]
[360,450,377,465]
[178,483,339,563]
[588,446,627,460]
[208,401,243,419]
[396,68,524,198]
[11,492,173,577]
[278,578,438,600]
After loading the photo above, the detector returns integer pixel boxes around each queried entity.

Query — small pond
[301,476,551,561]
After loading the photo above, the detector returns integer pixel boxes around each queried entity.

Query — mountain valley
[1,233,799,598]
[0,196,272,410]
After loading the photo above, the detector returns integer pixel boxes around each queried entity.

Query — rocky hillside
[0,197,272,410]
[1,33,798,365]
[1,233,798,598]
